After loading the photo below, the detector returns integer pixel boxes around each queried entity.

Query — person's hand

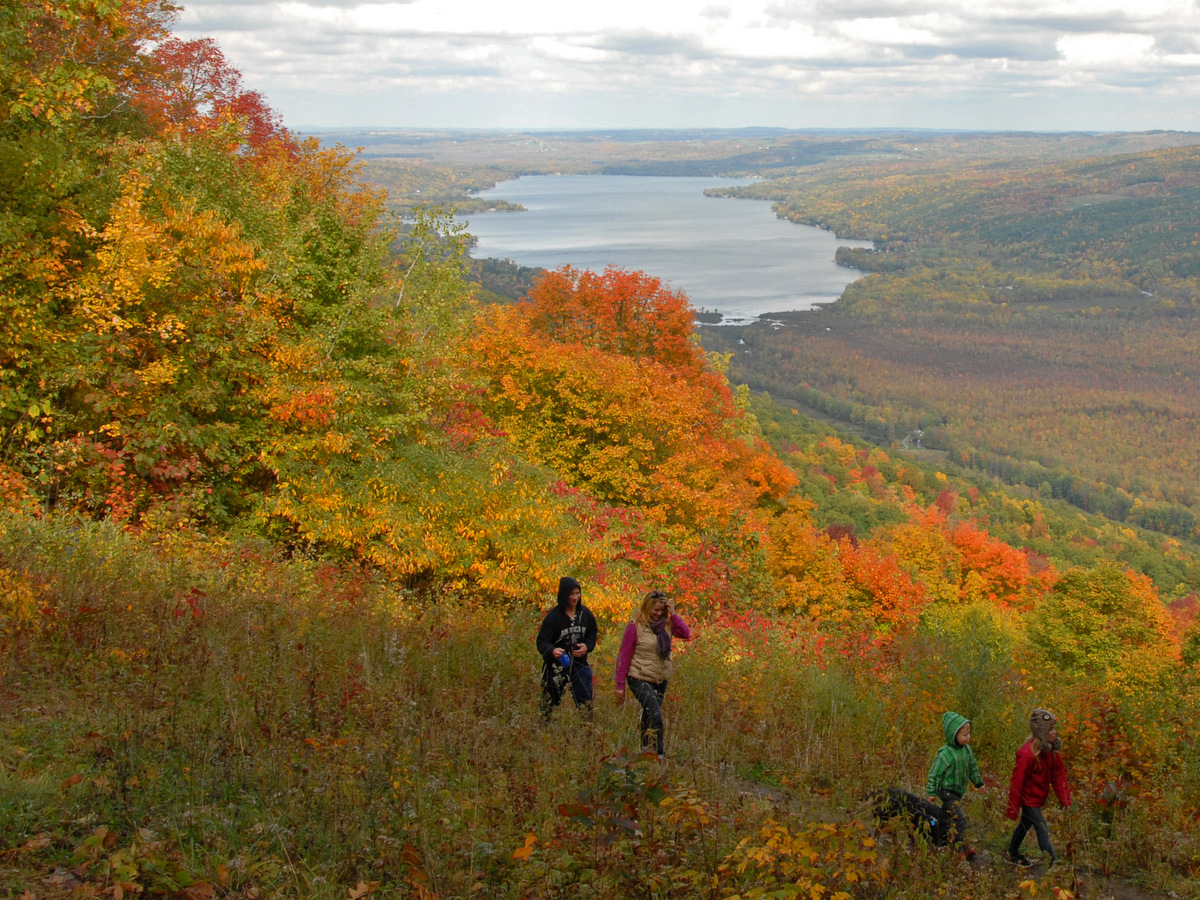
[615,687,626,705]
[666,597,676,616]
[572,643,587,657]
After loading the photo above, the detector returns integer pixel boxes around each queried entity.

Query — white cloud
[529,38,611,64]
[170,0,1200,130]
[841,17,939,46]
[1057,32,1156,67]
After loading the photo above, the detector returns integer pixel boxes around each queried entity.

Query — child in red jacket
[1005,708,1072,867]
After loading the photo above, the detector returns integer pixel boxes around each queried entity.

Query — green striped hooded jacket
[926,711,984,796]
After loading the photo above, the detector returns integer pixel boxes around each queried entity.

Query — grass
[2,513,1198,898]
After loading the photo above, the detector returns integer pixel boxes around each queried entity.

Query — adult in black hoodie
[536,576,598,718]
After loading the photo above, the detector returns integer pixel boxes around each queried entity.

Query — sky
[172,0,1200,133]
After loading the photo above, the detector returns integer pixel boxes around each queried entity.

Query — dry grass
[2,514,1197,898]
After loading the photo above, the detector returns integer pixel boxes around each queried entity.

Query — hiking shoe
[1005,851,1034,867]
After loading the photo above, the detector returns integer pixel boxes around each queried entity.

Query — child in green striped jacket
[926,711,985,858]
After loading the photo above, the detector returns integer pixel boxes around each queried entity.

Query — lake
[461,175,874,323]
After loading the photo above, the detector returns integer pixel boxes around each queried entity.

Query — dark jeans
[936,789,969,849]
[542,662,594,718]
[627,676,668,756]
[1008,806,1055,860]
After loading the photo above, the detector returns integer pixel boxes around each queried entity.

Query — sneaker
[1005,851,1034,867]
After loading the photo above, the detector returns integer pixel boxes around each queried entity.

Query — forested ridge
[3,4,1200,899]
[701,137,1200,551]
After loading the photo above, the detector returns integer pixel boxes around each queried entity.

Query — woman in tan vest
[614,590,692,757]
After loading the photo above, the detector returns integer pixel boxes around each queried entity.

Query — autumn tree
[525,266,703,372]
[130,37,287,147]
[471,267,796,532]
[766,503,928,634]
[2,0,180,492]
[1027,561,1177,690]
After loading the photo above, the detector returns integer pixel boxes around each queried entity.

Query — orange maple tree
[525,266,703,372]
[766,504,928,633]
[470,267,796,531]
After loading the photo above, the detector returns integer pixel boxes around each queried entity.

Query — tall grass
[2,513,1197,898]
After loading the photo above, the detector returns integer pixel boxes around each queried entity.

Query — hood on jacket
[556,576,582,610]
[942,711,970,747]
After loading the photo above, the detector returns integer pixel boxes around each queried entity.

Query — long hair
[635,590,669,626]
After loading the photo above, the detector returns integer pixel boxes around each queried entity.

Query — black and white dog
[871,787,951,846]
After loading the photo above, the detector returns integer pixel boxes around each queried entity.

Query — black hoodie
[536,576,598,674]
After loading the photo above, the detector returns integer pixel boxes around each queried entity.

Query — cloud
[1057,32,1156,67]
[170,0,1200,130]
[596,32,714,60]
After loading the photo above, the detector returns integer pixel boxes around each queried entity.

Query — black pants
[1008,806,1055,860]
[627,676,668,756]
[936,789,969,849]
[541,663,594,720]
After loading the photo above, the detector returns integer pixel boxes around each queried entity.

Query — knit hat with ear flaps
[1030,708,1062,752]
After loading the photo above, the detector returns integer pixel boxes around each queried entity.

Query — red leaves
[526,266,704,373]
[172,588,206,622]
[130,37,291,149]
[268,387,337,427]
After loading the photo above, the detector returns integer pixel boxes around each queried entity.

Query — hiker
[1005,708,1072,867]
[614,589,691,757]
[536,576,598,718]
[926,711,985,859]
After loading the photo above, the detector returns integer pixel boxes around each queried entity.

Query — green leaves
[557,751,670,843]
[1028,560,1177,688]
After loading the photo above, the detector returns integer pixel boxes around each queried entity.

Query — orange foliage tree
[875,505,1054,609]
[766,504,927,635]
[0,2,628,604]
[470,266,796,532]
[524,266,703,372]
[130,37,288,147]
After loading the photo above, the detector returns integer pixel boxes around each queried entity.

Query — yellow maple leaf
[511,833,537,861]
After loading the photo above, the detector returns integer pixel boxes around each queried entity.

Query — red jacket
[1006,739,1072,819]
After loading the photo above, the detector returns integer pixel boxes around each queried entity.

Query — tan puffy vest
[626,621,672,683]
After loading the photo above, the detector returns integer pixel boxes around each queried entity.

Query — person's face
[956,723,971,746]
[650,600,667,619]
[1046,727,1058,743]
[568,587,581,605]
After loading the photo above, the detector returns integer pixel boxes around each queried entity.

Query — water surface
[463,175,873,322]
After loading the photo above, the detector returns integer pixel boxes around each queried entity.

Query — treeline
[359,158,522,215]
[754,399,1200,593]
[471,257,545,304]
[737,144,1200,281]
[598,136,896,176]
